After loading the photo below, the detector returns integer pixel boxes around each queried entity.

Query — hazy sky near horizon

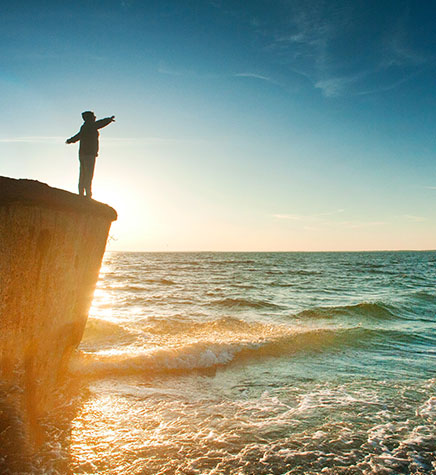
[1,0,436,251]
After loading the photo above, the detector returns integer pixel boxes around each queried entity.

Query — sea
[35,252,436,474]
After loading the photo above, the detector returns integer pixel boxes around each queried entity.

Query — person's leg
[84,156,96,198]
[78,158,86,196]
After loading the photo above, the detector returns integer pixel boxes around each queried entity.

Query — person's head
[82,111,96,122]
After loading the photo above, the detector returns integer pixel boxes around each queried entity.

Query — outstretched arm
[95,116,115,129]
[65,131,81,144]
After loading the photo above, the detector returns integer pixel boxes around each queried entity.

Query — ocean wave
[212,260,257,265]
[72,325,377,377]
[266,270,322,280]
[132,316,273,339]
[418,395,436,419]
[143,278,176,285]
[126,295,194,306]
[410,290,436,303]
[210,297,282,310]
[103,284,147,292]
[268,282,293,287]
[81,316,264,346]
[82,318,132,341]
[289,269,323,276]
[103,278,176,288]
[297,302,400,321]
[82,312,427,349]
[80,318,140,351]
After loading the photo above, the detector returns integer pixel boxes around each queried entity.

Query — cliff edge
[0,176,117,448]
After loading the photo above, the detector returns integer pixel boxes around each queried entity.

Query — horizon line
[106,248,436,253]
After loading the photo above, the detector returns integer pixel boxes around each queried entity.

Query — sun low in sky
[1,0,435,251]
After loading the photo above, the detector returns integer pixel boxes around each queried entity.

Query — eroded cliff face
[0,176,117,452]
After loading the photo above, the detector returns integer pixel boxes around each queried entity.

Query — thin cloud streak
[402,215,427,222]
[0,136,201,145]
[158,61,281,88]
[157,62,193,77]
[273,210,386,230]
[0,136,64,144]
[338,221,385,229]
[233,72,280,86]
[316,70,423,98]
[273,209,344,221]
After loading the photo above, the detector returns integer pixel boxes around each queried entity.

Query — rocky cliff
[0,176,117,450]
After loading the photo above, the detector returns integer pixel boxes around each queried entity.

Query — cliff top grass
[0,176,117,221]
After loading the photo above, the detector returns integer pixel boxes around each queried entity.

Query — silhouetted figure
[66,111,115,198]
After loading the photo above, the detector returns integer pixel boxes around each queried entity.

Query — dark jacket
[67,117,113,157]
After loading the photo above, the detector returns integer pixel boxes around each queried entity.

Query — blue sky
[1,0,435,250]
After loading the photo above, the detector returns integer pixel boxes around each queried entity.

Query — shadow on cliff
[0,380,89,474]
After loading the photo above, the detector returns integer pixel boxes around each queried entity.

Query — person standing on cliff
[66,111,115,198]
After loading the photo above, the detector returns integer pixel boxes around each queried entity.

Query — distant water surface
[50,252,436,473]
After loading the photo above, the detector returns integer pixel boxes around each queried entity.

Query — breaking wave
[296,302,400,321]
[82,318,132,341]
[73,321,411,378]
[210,297,282,309]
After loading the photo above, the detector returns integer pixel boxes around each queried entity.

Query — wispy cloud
[402,215,427,222]
[338,221,385,229]
[314,73,365,98]
[0,136,64,144]
[158,61,282,89]
[273,210,387,230]
[0,136,202,146]
[273,209,344,221]
[105,137,206,145]
[423,186,436,190]
[315,68,423,98]
[382,19,427,68]
[158,62,197,77]
[233,72,279,86]
[352,71,423,97]
[273,213,305,221]
[247,1,429,98]
[276,212,428,229]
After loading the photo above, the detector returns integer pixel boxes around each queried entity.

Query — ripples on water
[36,253,436,473]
